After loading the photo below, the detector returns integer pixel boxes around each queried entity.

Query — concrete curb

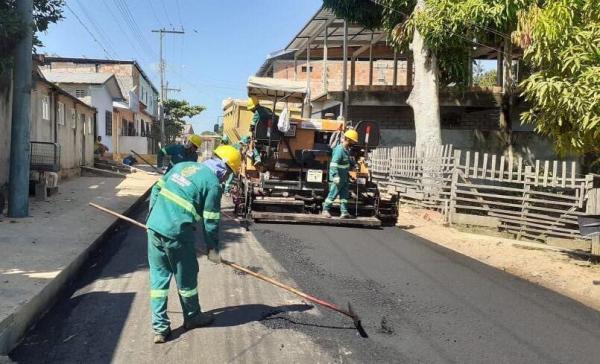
[0,186,153,355]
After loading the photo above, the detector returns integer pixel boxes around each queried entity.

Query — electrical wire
[147,0,162,28]
[99,0,152,64]
[65,3,115,59]
[74,0,120,58]
[112,0,157,59]
[160,0,174,28]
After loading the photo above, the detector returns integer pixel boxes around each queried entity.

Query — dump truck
[221,76,397,227]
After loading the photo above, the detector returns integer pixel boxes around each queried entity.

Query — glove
[207,249,221,264]
[332,176,340,185]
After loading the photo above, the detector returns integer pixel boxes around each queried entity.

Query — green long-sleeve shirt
[328,144,355,183]
[148,162,222,250]
[158,144,198,171]
[250,105,273,127]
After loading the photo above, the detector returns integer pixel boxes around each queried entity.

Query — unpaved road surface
[9,206,600,363]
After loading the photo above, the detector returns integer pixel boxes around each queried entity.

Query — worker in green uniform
[224,136,250,194]
[158,134,202,172]
[220,134,230,145]
[322,129,359,219]
[146,145,242,344]
[247,96,272,132]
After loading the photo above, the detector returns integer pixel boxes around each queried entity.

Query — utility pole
[151,28,184,145]
[8,0,33,217]
[163,81,181,101]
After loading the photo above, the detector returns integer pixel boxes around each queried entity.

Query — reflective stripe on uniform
[324,198,333,204]
[330,162,349,169]
[340,199,348,203]
[151,289,169,298]
[159,188,201,221]
[203,211,220,220]
[161,148,167,154]
[178,288,198,297]
[156,178,165,187]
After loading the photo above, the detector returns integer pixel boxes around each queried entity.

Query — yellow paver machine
[223,77,397,227]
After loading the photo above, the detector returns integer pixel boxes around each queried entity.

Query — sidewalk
[0,172,157,354]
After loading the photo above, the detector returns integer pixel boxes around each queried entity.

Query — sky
[39,0,323,133]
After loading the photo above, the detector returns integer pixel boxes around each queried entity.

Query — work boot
[184,312,214,330]
[321,210,332,218]
[207,249,221,264]
[153,328,171,344]
[339,212,353,219]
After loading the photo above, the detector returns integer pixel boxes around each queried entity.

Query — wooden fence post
[517,166,533,240]
[448,149,461,225]
[585,175,600,256]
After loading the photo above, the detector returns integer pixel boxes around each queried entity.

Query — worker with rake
[146,145,242,343]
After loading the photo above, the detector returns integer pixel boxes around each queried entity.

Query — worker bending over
[158,134,202,172]
[146,145,242,343]
[322,129,358,219]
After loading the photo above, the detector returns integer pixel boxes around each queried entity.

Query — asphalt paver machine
[231,76,397,227]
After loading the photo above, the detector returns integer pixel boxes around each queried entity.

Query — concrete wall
[0,72,12,186]
[118,136,150,155]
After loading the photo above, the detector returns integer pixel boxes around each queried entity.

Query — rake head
[347,302,368,338]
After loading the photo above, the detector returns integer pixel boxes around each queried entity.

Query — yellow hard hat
[188,134,203,148]
[344,129,359,143]
[247,96,259,111]
[214,145,242,174]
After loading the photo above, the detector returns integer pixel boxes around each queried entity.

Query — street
[9,203,600,363]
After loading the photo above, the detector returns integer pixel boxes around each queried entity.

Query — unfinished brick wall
[274,60,409,97]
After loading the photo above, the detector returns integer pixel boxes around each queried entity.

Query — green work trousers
[147,229,201,334]
[323,182,349,214]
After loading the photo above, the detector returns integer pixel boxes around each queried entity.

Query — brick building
[251,7,559,161]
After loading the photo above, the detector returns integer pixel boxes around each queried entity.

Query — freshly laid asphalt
[9,206,600,363]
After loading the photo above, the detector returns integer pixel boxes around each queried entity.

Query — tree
[0,0,64,73]
[323,0,442,156]
[473,69,497,88]
[514,0,600,155]
[152,99,205,144]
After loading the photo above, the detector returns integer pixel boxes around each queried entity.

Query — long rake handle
[88,202,356,320]
[130,150,164,175]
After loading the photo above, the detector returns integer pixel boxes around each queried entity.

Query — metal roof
[247,76,307,102]
[285,7,386,53]
[42,71,124,99]
[43,56,159,94]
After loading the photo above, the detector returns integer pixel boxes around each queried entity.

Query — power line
[147,0,162,27]
[113,0,156,55]
[160,0,174,28]
[74,0,120,59]
[174,0,184,28]
[65,3,114,59]
[100,0,151,63]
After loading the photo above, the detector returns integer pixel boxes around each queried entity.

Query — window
[105,111,113,136]
[75,89,87,98]
[57,102,65,126]
[301,66,313,73]
[41,95,50,120]
[86,115,92,135]
[70,108,76,129]
[79,113,86,131]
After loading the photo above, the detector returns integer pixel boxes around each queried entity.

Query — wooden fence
[370,145,600,252]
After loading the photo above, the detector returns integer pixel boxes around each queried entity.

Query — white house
[41,71,123,152]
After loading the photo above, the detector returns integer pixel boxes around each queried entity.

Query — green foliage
[0,0,64,72]
[515,0,600,154]
[473,69,497,87]
[157,99,205,144]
